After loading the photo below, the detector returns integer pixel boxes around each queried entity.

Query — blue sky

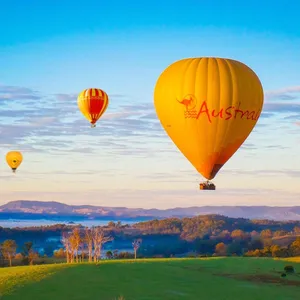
[0,0,299,208]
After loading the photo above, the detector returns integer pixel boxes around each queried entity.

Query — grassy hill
[0,257,300,300]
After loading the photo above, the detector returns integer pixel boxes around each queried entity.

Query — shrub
[280,273,287,278]
[15,253,23,260]
[284,265,295,273]
[21,257,30,265]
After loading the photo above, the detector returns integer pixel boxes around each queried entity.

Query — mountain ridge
[1,200,300,221]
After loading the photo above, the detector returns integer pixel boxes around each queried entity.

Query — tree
[106,251,113,259]
[250,230,259,239]
[260,229,273,247]
[61,232,71,263]
[253,249,262,257]
[113,250,119,258]
[28,250,39,265]
[294,226,300,235]
[68,234,77,263]
[248,238,263,250]
[118,251,134,259]
[261,246,272,257]
[54,248,66,258]
[22,241,38,265]
[1,239,17,267]
[231,229,247,240]
[290,237,300,256]
[270,245,281,257]
[227,241,243,256]
[22,241,33,257]
[132,239,142,259]
[260,229,273,239]
[107,221,116,228]
[15,253,23,260]
[92,227,113,262]
[22,241,32,265]
[215,242,227,256]
[116,221,122,228]
[84,227,94,262]
[71,227,81,263]
[218,230,231,242]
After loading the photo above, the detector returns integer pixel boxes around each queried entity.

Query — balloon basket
[199,181,216,190]
[91,123,96,128]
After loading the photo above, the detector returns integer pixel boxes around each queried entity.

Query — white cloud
[264,86,300,100]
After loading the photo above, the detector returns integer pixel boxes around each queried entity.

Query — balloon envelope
[154,57,264,180]
[77,88,109,127]
[6,151,23,172]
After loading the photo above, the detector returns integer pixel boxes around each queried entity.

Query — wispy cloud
[283,114,300,121]
[55,93,126,101]
[265,86,300,101]
[0,84,161,157]
[54,93,77,102]
[262,86,300,127]
[0,85,41,103]
[224,168,300,178]
[1,84,298,159]
[241,143,257,150]
[263,102,300,113]
[259,112,275,118]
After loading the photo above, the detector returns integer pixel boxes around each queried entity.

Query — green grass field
[0,257,299,300]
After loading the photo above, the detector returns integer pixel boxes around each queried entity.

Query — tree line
[0,226,142,267]
[1,214,300,267]
[0,240,39,267]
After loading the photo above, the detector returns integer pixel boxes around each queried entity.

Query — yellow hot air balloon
[6,151,23,173]
[154,57,264,190]
[77,88,109,127]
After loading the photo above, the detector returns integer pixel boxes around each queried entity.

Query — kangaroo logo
[177,94,197,111]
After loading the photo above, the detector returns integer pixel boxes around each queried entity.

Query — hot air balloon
[154,57,264,190]
[6,151,23,173]
[77,88,109,127]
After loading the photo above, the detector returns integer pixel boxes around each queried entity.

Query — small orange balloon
[6,151,23,173]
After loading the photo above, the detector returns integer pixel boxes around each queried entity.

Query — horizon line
[1,199,299,210]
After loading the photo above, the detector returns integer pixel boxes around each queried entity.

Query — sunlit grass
[276,256,300,263]
[0,257,299,300]
[94,256,222,265]
[0,264,69,296]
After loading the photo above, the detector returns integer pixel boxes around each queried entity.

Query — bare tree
[69,234,77,263]
[132,239,142,259]
[92,227,113,262]
[1,240,17,267]
[62,227,113,263]
[72,227,81,263]
[84,227,94,262]
[61,232,71,263]
[79,236,85,263]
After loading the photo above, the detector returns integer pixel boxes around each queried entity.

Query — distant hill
[0,200,300,221]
